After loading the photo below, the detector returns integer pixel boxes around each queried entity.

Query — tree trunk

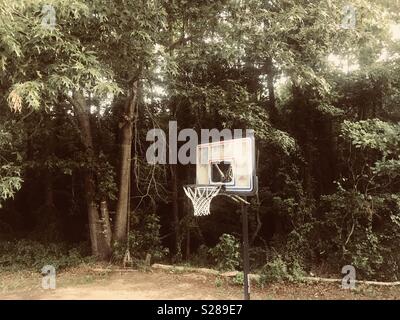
[100,200,112,248]
[265,57,278,121]
[71,91,110,259]
[170,164,181,260]
[114,81,139,243]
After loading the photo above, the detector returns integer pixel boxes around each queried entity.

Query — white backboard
[196,135,257,195]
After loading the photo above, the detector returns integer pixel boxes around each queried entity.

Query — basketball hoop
[183,185,221,216]
[183,134,257,300]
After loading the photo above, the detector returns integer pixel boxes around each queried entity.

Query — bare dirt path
[1,268,400,300]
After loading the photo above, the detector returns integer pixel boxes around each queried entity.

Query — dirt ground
[1,267,400,300]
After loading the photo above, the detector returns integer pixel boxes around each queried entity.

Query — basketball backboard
[184,132,256,301]
[196,134,257,196]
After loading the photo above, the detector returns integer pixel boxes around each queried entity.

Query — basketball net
[183,185,221,216]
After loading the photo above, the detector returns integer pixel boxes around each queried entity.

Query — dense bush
[113,211,169,264]
[264,190,400,281]
[260,255,288,283]
[209,234,241,271]
[0,240,91,271]
[312,191,400,280]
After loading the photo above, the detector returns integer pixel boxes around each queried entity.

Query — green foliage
[214,276,223,288]
[260,255,305,284]
[232,271,244,286]
[209,234,241,271]
[0,122,23,208]
[325,119,400,279]
[342,119,400,157]
[113,211,168,263]
[314,191,400,280]
[342,119,400,180]
[0,167,22,207]
[260,256,288,283]
[96,154,118,201]
[8,81,44,111]
[0,240,91,271]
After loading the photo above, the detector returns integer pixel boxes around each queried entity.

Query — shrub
[0,240,91,271]
[260,255,288,283]
[314,191,400,280]
[209,234,240,271]
[260,255,305,283]
[113,211,168,264]
[232,271,244,285]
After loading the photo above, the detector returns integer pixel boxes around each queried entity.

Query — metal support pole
[241,199,250,300]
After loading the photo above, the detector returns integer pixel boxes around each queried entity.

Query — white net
[183,185,221,216]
